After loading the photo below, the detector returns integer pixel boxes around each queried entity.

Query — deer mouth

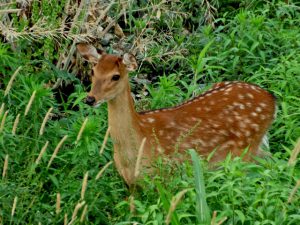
[93,100,106,108]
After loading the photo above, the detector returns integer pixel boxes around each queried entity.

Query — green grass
[1,0,300,224]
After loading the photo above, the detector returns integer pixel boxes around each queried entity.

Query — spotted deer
[77,43,276,186]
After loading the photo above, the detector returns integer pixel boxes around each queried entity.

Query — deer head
[76,43,138,106]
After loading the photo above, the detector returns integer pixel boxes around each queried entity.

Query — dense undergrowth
[0,0,300,224]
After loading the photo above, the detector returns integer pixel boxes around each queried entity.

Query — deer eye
[112,74,120,81]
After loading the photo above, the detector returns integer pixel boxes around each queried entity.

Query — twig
[0,9,22,14]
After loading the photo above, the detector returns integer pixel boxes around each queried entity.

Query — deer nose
[86,96,96,105]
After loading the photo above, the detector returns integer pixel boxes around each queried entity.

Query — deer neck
[107,82,142,165]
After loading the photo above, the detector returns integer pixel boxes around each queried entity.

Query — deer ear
[122,53,138,71]
[76,43,102,64]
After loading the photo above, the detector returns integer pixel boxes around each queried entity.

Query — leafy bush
[0,0,299,224]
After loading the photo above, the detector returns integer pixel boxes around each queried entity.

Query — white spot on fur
[235,115,242,120]
[226,87,233,92]
[239,122,246,129]
[251,112,258,117]
[233,111,240,116]
[182,143,191,149]
[238,94,245,99]
[259,102,267,108]
[227,117,234,123]
[244,118,252,124]
[222,140,236,149]
[148,118,155,123]
[238,141,244,147]
[223,109,230,115]
[204,107,211,112]
[245,130,251,137]
[246,93,254,99]
[227,105,234,110]
[212,123,220,128]
[256,107,262,112]
[192,139,207,147]
[235,132,242,137]
[260,115,266,120]
[251,124,260,131]
[219,130,229,136]
[246,102,252,107]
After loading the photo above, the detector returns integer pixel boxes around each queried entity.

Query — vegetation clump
[0,0,299,224]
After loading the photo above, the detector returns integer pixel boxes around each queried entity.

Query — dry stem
[81,172,89,200]
[287,180,300,203]
[47,135,68,168]
[165,189,189,225]
[35,141,49,164]
[11,196,18,217]
[0,103,4,116]
[76,117,88,144]
[95,161,113,180]
[2,154,9,179]
[134,137,147,178]
[39,107,53,136]
[99,126,110,155]
[24,90,36,116]
[56,193,61,214]
[12,113,20,135]
[80,205,88,222]
[4,66,22,96]
[0,110,9,133]
[288,138,300,166]
[68,201,85,225]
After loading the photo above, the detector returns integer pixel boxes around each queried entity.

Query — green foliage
[190,149,210,224]
[0,0,300,224]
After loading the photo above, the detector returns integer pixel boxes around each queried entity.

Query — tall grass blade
[189,149,210,224]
